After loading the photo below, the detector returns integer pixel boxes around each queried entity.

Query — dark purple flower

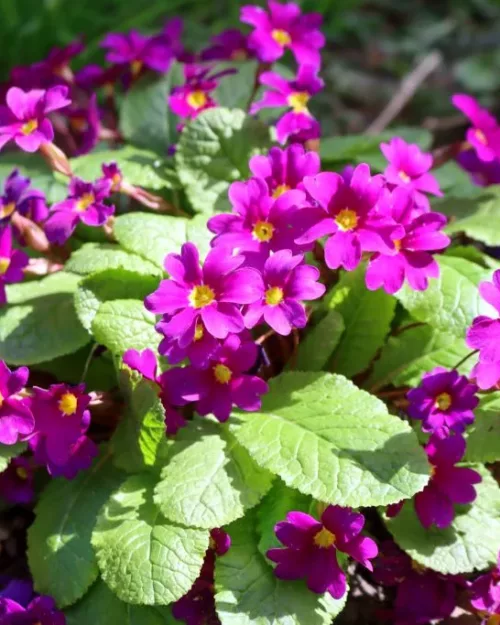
[209,528,231,555]
[469,551,500,615]
[0,594,65,625]
[0,86,70,152]
[101,30,174,79]
[201,29,252,62]
[0,227,29,306]
[0,457,34,504]
[267,505,378,600]
[0,170,47,226]
[452,94,500,163]
[365,188,450,294]
[0,362,33,446]
[145,242,264,342]
[241,1,325,68]
[74,64,122,93]
[407,367,478,436]
[161,18,187,61]
[414,434,481,529]
[66,94,100,156]
[251,65,323,144]
[171,334,268,422]
[44,176,114,244]
[244,250,325,335]
[41,435,98,480]
[0,580,33,607]
[172,551,217,625]
[155,317,220,369]
[457,148,500,187]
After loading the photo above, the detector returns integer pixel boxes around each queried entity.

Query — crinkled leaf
[385,465,500,574]
[442,188,500,245]
[27,453,124,607]
[233,372,429,507]
[214,61,259,110]
[92,473,209,605]
[293,310,344,372]
[433,161,480,198]
[0,442,27,472]
[465,394,500,463]
[66,243,162,277]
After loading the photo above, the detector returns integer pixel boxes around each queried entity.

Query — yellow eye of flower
[313,527,336,548]
[189,285,215,309]
[335,209,358,231]
[0,202,16,220]
[0,257,11,275]
[265,286,284,306]
[131,60,143,77]
[287,92,310,113]
[271,29,291,47]
[435,392,452,411]
[272,184,291,199]
[76,193,95,212]
[253,220,275,242]
[58,392,78,416]
[16,467,28,480]
[475,129,488,145]
[21,119,38,135]
[187,90,208,110]
[398,171,411,183]
[194,323,204,341]
[0,391,3,407]
[213,363,232,384]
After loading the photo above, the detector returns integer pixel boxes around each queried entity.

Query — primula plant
[1,3,500,625]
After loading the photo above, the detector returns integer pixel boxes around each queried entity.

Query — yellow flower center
[189,284,215,309]
[194,322,204,341]
[435,392,452,411]
[187,90,208,110]
[0,257,10,275]
[58,392,78,416]
[16,467,28,480]
[271,29,292,47]
[394,239,402,252]
[287,92,310,114]
[0,202,16,220]
[131,60,143,77]
[313,527,336,548]
[0,391,3,407]
[70,117,88,132]
[112,173,122,188]
[21,119,38,135]
[398,170,411,183]
[76,192,95,212]
[486,614,500,625]
[231,49,248,61]
[475,129,488,145]
[335,208,358,231]
[213,363,232,384]
[253,220,275,242]
[265,286,284,306]
[272,184,291,199]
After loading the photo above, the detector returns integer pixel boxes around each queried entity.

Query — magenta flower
[457,148,500,187]
[380,137,442,210]
[241,1,325,68]
[0,362,33,446]
[414,434,481,529]
[172,334,268,422]
[101,162,123,192]
[0,595,65,625]
[172,551,217,625]
[244,250,325,335]
[145,242,264,342]
[452,94,500,163]
[0,86,70,152]
[295,164,400,271]
[122,348,187,436]
[0,457,33,505]
[201,29,252,62]
[101,30,174,79]
[251,66,323,144]
[43,435,98,480]
[209,528,231,555]
[44,176,114,244]
[161,18,187,61]
[469,551,500,616]
[267,505,378,600]
[0,170,47,226]
[365,188,450,294]
[208,177,310,267]
[407,367,478,436]
[67,94,100,156]
[249,144,320,198]
[0,227,29,306]
[0,581,33,607]
[466,270,500,390]
[156,317,219,369]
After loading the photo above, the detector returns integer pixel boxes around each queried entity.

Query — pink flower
[452,94,500,162]
[156,317,220,369]
[457,148,500,187]
[0,227,29,306]
[469,551,500,616]
[241,1,325,68]
[0,86,70,152]
[0,362,33,446]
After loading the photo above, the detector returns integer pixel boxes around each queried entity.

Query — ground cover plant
[0,2,500,624]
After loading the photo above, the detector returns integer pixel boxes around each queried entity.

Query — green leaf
[367,325,474,391]
[175,107,272,214]
[465,394,500,463]
[92,473,209,605]
[66,243,162,277]
[327,265,396,377]
[385,465,500,574]
[112,372,166,473]
[433,161,479,198]
[214,61,258,110]
[234,371,429,507]
[442,188,500,245]
[293,311,344,372]
[92,300,158,355]
[27,453,124,607]
[154,420,273,529]
[0,272,90,365]
[445,244,500,269]
[395,256,495,338]
[74,269,159,331]
[186,214,213,260]
[65,579,168,625]
[0,442,27,472]
[114,213,187,268]
[215,513,346,625]
[0,152,66,203]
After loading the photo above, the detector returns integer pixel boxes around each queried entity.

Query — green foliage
[66,243,162,277]
[465,394,500,463]
[0,442,27,472]
[0,152,66,203]
[293,310,344,371]
[234,371,429,507]
[441,188,500,245]
[213,61,259,110]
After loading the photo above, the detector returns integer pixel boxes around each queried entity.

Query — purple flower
[241,1,325,68]
[0,227,29,306]
[66,94,100,156]
[42,435,98,480]
[44,176,114,244]
[122,348,187,435]
[161,18,187,61]
[267,505,378,600]
[209,528,231,555]
[208,177,310,267]
[407,367,478,436]
[365,188,450,294]
[172,334,268,422]
[0,580,33,607]
[0,595,65,625]
[0,362,33,445]
[380,137,442,210]
[201,29,252,62]
[452,94,500,163]
[0,457,33,505]
[251,66,323,144]
[0,170,47,226]
[244,250,325,335]
[466,270,500,390]
[101,162,123,192]
[249,144,320,198]
[172,552,217,625]
[101,30,174,79]
[0,86,70,152]
[295,164,400,271]
[414,434,481,529]
[156,318,220,369]
[469,551,500,615]
[457,148,500,187]
[145,242,264,342]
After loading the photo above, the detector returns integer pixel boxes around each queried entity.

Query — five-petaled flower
[452,94,500,163]
[0,361,33,447]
